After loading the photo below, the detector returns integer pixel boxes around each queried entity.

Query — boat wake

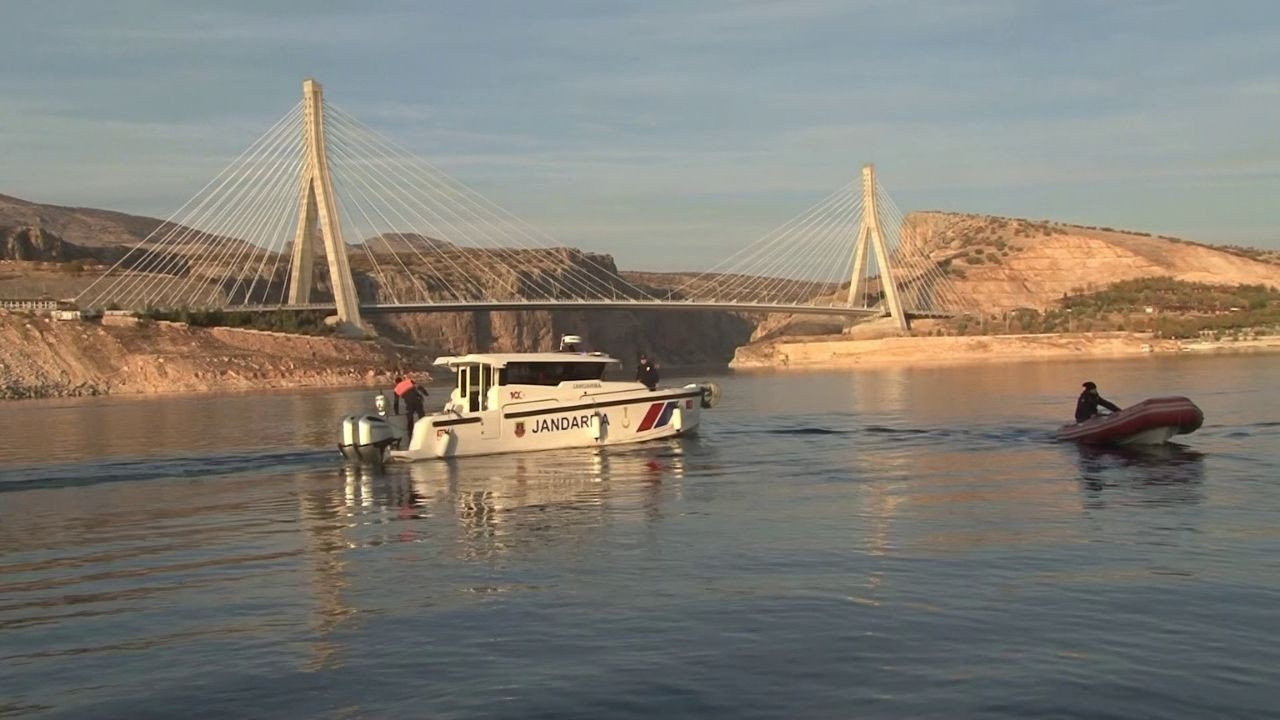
[770,427,853,436]
[736,419,1060,446]
[0,448,331,492]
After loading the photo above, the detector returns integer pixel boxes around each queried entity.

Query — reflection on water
[1074,443,1207,507]
[281,442,694,672]
[2,356,1280,719]
[328,442,689,562]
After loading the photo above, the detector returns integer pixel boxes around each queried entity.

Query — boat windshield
[501,361,607,386]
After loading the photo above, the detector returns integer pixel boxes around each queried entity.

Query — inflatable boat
[1057,396,1204,446]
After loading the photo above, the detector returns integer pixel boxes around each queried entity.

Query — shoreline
[0,312,433,401]
[729,332,1280,371]
[7,308,1277,400]
[0,311,730,401]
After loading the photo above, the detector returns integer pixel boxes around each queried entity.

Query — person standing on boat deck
[394,376,429,439]
[636,354,659,391]
[1075,381,1121,423]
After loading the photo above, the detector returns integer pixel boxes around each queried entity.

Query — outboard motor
[699,381,722,409]
[338,413,399,466]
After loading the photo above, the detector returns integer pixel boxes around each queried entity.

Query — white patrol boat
[339,336,721,464]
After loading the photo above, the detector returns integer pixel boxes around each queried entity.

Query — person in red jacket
[393,376,429,439]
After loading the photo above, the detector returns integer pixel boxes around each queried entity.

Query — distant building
[0,297,79,315]
[0,297,60,312]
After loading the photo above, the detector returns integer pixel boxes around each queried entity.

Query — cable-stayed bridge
[78,79,971,332]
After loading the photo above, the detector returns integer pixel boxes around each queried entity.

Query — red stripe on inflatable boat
[1058,397,1203,443]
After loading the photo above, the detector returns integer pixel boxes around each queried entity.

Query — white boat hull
[1113,425,1178,446]
[388,385,706,462]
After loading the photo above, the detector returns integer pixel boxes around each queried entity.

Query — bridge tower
[846,163,909,332]
[288,78,365,332]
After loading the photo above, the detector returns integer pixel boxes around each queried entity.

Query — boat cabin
[433,352,623,413]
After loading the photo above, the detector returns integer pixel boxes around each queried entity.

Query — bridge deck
[220,299,953,319]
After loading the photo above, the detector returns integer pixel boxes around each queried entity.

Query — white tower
[288,79,365,332]
[846,164,908,332]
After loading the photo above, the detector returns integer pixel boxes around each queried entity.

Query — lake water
[1,354,1278,718]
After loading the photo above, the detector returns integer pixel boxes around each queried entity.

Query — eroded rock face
[958,235,1280,311]
[9,189,1280,366]
[1,226,89,262]
[373,309,753,368]
[749,313,844,343]
[0,311,433,399]
[342,247,756,366]
[902,212,1280,312]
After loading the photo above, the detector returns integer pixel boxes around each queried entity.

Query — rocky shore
[730,331,1280,370]
[0,311,433,400]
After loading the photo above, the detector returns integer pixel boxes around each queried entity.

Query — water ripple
[2,361,1279,719]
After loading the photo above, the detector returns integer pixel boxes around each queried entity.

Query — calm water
[1,355,1278,718]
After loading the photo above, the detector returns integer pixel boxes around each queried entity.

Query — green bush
[139,308,332,335]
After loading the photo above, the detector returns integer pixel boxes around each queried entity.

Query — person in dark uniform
[635,354,659,391]
[1075,381,1121,423]
[394,375,429,439]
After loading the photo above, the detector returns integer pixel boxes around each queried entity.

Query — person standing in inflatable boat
[1075,381,1122,423]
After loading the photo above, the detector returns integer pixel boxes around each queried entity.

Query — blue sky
[1,0,1277,270]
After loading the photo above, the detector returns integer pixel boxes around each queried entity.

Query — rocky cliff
[1,226,93,262]
[0,310,433,400]
[0,193,165,249]
[0,193,755,367]
[372,307,752,367]
[352,247,753,365]
[5,191,1279,372]
[903,212,1280,312]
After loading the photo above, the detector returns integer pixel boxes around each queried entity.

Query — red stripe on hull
[637,403,664,432]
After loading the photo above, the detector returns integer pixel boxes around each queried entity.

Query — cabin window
[503,361,606,386]
[456,365,486,412]
[479,365,493,411]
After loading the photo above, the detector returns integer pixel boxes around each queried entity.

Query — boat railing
[570,386,650,400]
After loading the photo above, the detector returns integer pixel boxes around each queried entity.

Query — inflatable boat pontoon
[1057,396,1204,446]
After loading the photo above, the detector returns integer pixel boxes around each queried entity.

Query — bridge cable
[326,104,654,302]
[676,180,858,303]
[80,103,303,309]
[134,106,305,309]
[326,109,615,302]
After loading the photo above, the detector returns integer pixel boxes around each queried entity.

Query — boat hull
[1057,396,1204,446]
[388,385,706,461]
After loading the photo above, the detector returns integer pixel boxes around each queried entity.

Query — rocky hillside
[6,191,1278,364]
[347,248,753,365]
[0,193,754,367]
[903,212,1280,312]
[1,226,95,262]
[0,193,166,249]
[0,310,433,400]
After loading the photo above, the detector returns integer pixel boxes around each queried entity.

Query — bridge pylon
[288,78,365,333]
[846,163,909,332]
